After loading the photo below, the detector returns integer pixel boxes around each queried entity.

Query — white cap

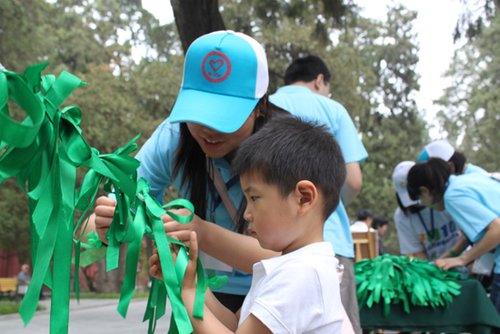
[417,139,455,162]
[392,161,420,207]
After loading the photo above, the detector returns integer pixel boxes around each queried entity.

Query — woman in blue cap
[407,158,500,314]
[92,31,285,311]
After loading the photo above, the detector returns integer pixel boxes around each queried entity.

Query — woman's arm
[163,212,278,273]
[437,233,469,259]
[436,217,500,270]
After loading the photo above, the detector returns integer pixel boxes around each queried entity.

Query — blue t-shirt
[464,163,488,175]
[444,174,500,273]
[270,85,368,257]
[136,120,251,295]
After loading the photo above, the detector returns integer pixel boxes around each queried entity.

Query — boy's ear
[295,180,318,215]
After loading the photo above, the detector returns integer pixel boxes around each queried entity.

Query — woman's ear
[295,180,318,215]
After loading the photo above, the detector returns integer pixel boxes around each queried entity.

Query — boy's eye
[250,196,259,202]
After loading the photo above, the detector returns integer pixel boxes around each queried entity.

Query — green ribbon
[130,179,208,334]
[355,254,462,316]
[1,63,211,334]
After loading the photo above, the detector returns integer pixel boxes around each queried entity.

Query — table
[360,279,500,334]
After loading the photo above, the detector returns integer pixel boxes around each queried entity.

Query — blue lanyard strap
[416,209,436,241]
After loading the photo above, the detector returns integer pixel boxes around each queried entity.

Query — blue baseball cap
[168,31,269,134]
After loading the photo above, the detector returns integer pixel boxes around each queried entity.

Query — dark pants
[213,291,246,313]
[490,273,500,314]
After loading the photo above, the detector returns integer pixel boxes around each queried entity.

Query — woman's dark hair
[407,158,451,203]
[173,94,288,232]
[449,151,466,174]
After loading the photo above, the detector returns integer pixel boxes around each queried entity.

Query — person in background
[371,216,389,255]
[350,209,375,232]
[392,161,464,261]
[270,55,367,334]
[417,139,488,175]
[150,116,354,333]
[16,264,31,295]
[407,158,500,314]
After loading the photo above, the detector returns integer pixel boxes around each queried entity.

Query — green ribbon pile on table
[0,63,207,334]
[354,254,462,316]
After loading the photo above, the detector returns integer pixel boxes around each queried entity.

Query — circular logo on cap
[202,51,231,83]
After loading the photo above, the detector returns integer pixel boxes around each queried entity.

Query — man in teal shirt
[270,55,368,334]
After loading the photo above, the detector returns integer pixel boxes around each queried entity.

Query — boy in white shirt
[150,116,353,333]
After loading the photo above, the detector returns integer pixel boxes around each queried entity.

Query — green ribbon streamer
[355,254,462,316]
[1,64,212,334]
[131,179,208,333]
[0,64,138,332]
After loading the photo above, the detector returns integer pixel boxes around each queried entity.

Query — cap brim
[397,188,419,207]
[169,88,260,134]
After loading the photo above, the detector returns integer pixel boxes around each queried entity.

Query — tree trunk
[170,0,226,54]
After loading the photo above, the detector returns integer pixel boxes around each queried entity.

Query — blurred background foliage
[0,0,497,289]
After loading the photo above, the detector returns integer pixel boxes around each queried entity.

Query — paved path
[0,298,170,333]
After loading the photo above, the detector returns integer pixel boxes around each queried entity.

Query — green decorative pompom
[355,254,462,316]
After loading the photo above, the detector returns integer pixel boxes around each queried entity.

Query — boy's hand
[148,248,164,280]
[181,231,199,312]
[183,231,199,292]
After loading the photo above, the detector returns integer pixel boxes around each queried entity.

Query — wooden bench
[0,277,18,299]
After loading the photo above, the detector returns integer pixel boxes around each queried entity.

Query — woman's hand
[163,209,206,248]
[94,196,117,242]
[434,256,466,270]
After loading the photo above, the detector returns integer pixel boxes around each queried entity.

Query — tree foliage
[437,14,500,172]
[2,0,470,268]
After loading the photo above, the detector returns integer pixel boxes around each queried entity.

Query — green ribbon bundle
[0,64,207,334]
[355,254,462,316]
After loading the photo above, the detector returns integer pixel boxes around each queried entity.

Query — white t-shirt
[394,207,461,260]
[238,242,347,333]
[349,221,375,232]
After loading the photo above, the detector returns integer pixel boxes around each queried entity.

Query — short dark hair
[232,115,346,220]
[284,55,331,85]
[372,216,388,229]
[407,158,451,202]
[356,209,373,221]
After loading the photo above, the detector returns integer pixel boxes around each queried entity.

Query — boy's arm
[182,232,272,334]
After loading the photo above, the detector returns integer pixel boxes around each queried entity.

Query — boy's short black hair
[232,115,346,220]
[284,55,331,85]
[356,209,373,221]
